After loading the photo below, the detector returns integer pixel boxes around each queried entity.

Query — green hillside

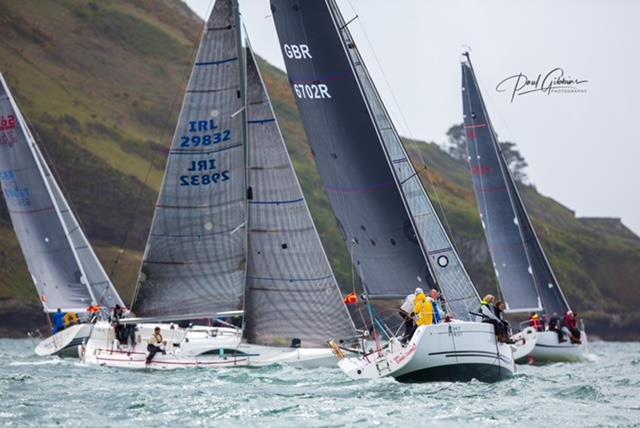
[0,0,638,339]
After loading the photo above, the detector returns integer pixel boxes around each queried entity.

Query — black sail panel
[270,0,431,299]
[327,0,479,319]
[500,145,570,315]
[243,47,356,346]
[461,56,545,313]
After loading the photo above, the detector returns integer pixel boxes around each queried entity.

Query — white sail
[0,74,122,312]
[132,0,248,317]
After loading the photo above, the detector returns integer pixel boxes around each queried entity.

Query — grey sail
[270,0,432,301]
[34,144,124,310]
[461,54,562,313]
[243,46,356,346]
[0,74,95,312]
[132,0,247,317]
[327,1,479,319]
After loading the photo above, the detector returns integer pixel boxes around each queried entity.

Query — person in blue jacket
[52,308,66,333]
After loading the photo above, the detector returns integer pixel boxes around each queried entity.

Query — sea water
[0,339,638,427]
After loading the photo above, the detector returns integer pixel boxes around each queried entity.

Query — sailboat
[460,52,586,363]
[0,74,125,357]
[82,0,357,369]
[270,0,514,382]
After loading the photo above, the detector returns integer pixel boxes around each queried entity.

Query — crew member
[112,304,125,344]
[563,311,582,344]
[493,300,512,340]
[414,290,434,327]
[52,308,66,334]
[548,313,565,342]
[477,294,503,339]
[430,289,445,323]
[399,288,422,342]
[529,313,544,332]
[146,327,166,365]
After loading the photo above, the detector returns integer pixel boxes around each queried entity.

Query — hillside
[0,0,638,339]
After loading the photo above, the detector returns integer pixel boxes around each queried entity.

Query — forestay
[270,0,432,300]
[243,47,356,346]
[328,0,479,320]
[0,75,114,312]
[461,54,569,315]
[132,0,247,317]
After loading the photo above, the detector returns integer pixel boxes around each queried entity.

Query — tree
[445,123,467,161]
[499,141,529,183]
[444,123,529,183]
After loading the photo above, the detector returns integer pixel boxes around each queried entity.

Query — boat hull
[339,322,514,383]
[527,330,587,363]
[34,324,92,358]
[82,321,335,370]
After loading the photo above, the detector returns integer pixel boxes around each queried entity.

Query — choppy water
[0,340,638,427]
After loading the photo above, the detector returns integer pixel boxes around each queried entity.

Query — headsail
[270,0,432,301]
[243,46,356,346]
[36,138,123,310]
[461,54,568,314]
[0,75,119,312]
[132,0,247,317]
[327,0,480,319]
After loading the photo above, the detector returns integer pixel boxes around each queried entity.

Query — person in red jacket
[563,311,582,344]
[529,313,544,332]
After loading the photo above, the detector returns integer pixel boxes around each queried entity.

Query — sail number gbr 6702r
[284,44,332,100]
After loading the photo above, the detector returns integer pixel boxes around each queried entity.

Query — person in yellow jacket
[414,291,434,327]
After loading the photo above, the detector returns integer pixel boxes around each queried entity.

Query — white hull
[509,327,538,362]
[527,330,587,363]
[34,324,92,358]
[338,321,514,383]
[82,321,335,370]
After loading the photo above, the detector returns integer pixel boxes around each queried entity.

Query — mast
[461,52,568,315]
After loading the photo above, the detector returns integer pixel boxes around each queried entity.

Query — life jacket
[530,317,543,331]
[414,293,434,327]
[478,300,496,322]
[63,312,80,327]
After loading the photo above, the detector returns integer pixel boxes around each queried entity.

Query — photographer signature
[496,67,588,102]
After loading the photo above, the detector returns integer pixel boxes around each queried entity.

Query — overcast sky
[185,0,639,235]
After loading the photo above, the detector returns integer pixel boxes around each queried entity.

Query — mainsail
[461,54,569,315]
[0,74,122,312]
[270,0,431,301]
[243,46,356,346]
[327,0,479,319]
[270,0,479,320]
[132,0,247,317]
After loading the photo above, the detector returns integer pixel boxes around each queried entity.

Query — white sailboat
[460,52,587,363]
[0,74,125,358]
[82,0,357,370]
[270,0,514,382]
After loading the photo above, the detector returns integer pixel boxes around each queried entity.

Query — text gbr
[283,44,331,100]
